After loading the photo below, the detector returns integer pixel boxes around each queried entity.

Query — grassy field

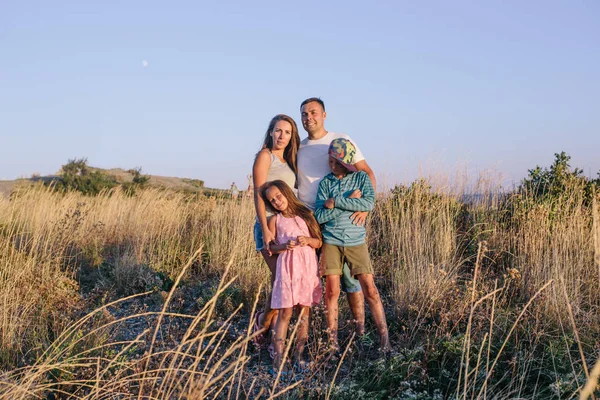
[0,175,598,399]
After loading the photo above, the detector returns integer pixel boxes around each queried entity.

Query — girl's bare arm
[267,216,289,253]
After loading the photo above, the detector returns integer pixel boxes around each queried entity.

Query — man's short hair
[300,97,325,112]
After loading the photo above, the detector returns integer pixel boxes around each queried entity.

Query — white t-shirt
[297,131,365,210]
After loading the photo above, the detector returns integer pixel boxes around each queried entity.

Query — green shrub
[122,167,151,195]
[56,158,118,195]
[519,151,598,203]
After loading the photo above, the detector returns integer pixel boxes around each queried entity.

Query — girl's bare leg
[260,249,279,331]
[294,306,310,363]
[273,307,293,370]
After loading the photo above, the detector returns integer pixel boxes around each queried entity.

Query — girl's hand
[324,198,335,209]
[286,240,297,250]
[297,236,309,247]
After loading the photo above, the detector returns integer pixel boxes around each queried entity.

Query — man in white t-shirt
[297,97,377,340]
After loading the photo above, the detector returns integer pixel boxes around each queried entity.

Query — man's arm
[354,159,376,193]
[314,179,343,224]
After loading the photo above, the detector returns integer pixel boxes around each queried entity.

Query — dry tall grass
[0,255,263,399]
[0,176,598,398]
[370,179,462,324]
[511,187,599,319]
[0,186,264,368]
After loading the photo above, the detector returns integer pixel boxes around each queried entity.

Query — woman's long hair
[260,114,300,175]
[261,180,321,241]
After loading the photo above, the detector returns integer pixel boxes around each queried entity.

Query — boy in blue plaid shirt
[314,138,390,352]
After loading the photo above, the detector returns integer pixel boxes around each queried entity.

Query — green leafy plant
[56,158,118,195]
[519,151,598,203]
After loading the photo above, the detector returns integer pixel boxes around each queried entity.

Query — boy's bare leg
[357,274,391,351]
[294,306,310,363]
[325,275,342,350]
[346,292,365,336]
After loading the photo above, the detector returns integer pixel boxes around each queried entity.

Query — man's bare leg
[341,262,365,336]
[346,291,365,336]
[357,274,390,351]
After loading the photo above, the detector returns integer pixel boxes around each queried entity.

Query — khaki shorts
[321,243,374,277]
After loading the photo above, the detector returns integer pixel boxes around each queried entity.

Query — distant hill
[0,167,225,197]
[87,167,209,192]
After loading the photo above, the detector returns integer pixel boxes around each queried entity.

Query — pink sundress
[271,214,322,309]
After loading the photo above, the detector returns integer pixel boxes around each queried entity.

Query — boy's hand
[348,189,362,199]
[324,198,335,209]
[286,240,297,250]
[350,211,368,226]
[297,236,309,246]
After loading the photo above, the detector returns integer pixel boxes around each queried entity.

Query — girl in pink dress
[261,180,322,374]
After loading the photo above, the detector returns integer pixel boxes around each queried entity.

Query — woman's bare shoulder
[254,148,272,163]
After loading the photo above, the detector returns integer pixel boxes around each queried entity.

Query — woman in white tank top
[252,114,300,346]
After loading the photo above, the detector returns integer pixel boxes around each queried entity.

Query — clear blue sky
[1,1,598,189]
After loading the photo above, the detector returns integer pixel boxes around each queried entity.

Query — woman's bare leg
[260,249,279,331]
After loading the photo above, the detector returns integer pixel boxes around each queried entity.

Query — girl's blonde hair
[261,180,321,241]
[260,114,300,175]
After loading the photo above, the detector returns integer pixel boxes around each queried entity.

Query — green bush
[519,151,598,203]
[122,167,151,195]
[182,178,205,188]
[57,158,118,195]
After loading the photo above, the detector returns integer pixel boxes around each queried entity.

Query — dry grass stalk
[580,356,600,399]
[457,240,486,400]
[593,196,600,288]
[325,332,355,400]
[475,280,554,400]
[560,277,591,396]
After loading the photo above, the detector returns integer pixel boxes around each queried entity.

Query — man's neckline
[306,130,329,141]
